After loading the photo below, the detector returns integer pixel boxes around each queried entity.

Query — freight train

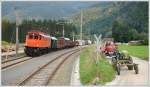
[24,31,79,57]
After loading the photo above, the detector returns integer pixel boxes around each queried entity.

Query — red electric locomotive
[24,31,77,57]
[24,31,51,56]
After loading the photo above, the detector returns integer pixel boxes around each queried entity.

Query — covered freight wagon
[50,36,57,50]
[57,37,66,49]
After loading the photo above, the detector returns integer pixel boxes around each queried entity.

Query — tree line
[112,21,148,45]
[2,19,78,43]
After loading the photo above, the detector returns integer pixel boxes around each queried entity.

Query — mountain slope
[2,1,98,21]
[71,2,148,38]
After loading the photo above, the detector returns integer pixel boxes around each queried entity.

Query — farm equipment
[112,50,138,75]
[100,41,118,57]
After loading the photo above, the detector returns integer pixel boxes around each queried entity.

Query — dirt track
[106,57,149,86]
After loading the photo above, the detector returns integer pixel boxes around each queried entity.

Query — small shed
[128,40,144,45]
[103,38,114,42]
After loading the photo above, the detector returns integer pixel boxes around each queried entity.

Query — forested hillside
[2,2,97,21]
[112,2,148,44]
[72,2,148,44]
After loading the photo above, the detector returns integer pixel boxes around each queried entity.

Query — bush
[143,38,148,45]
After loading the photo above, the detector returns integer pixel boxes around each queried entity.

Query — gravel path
[70,56,82,86]
[106,56,149,86]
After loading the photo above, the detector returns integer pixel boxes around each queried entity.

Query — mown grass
[80,45,115,85]
[2,41,24,47]
[118,45,149,60]
[2,41,9,46]
[97,59,115,84]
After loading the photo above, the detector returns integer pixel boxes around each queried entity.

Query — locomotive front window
[28,34,39,40]
[34,35,38,39]
[28,35,33,39]
[39,35,41,40]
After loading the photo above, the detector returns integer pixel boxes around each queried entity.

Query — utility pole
[80,10,83,45]
[57,17,73,37]
[62,24,64,37]
[15,7,19,58]
[73,32,75,41]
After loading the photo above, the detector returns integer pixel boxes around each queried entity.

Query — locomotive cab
[24,31,51,56]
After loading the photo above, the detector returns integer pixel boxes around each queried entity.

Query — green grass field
[118,45,149,60]
[80,45,115,85]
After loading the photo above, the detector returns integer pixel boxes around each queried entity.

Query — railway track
[2,56,32,69]
[2,55,27,64]
[1,47,80,70]
[17,49,80,86]
[2,52,25,61]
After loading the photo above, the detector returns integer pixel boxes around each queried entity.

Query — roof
[64,38,70,40]
[39,33,50,38]
[59,37,70,40]
[28,30,45,34]
[51,37,57,40]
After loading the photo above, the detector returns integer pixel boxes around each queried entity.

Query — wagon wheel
[134,64,139,74]
[127,65,133,70]
[116,64,120,75]
[112,57,117,63]
[112,57,117,68]
[37,51,42,56]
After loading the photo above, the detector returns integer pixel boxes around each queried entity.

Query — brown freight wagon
[57,37,66,49]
